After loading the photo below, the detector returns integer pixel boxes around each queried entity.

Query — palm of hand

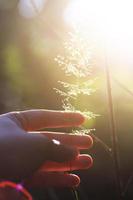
[0,110,93,188]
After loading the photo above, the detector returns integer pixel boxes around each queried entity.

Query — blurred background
[0,0,133,199]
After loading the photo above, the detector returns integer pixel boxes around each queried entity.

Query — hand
[0,110,93,188]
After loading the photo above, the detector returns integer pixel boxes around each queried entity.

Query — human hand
[0,110,93,188]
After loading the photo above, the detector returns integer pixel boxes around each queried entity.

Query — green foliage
[4,45,23,78]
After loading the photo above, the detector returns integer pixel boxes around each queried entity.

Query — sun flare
[64,0,133,59]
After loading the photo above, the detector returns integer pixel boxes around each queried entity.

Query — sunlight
[64,0,133,59]
[18,0,47,18]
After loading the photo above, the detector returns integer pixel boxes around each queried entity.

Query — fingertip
[74,112,86,125]
[88,155,93,168]
[68,174,80,188]
[24,173,80,188]
[83,135,93,149]
[77,154,93,169]
[64,112,85,126]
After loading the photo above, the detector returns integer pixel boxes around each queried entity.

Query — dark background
[1,0,133,199]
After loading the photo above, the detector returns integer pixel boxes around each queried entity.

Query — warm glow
[18,0,47,18]
[64,0,133,60]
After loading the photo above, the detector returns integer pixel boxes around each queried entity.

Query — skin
[0,109,93,188]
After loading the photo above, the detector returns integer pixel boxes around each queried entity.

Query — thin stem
[71,189,79,200]
[90,133,112,156]
[104,55,123,199]
[122,173,133,197]
[112,78,133,197]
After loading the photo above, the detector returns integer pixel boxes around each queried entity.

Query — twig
[122,172,133,197]
[104,50,123,199]
[90,133,112,156]
[72,189,79,200]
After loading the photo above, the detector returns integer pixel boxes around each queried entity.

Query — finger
[30,132,93,149]
[25,172,80,188]
[22,134,79,165]
[8,110,85,131]
[39,154,93,172]
[44,139,79,163]
[1,133,79,179]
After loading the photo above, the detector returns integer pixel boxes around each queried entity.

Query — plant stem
[104,57,123,199]
[72,188,79,200]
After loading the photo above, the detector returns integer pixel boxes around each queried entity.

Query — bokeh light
[18,0,47,18]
